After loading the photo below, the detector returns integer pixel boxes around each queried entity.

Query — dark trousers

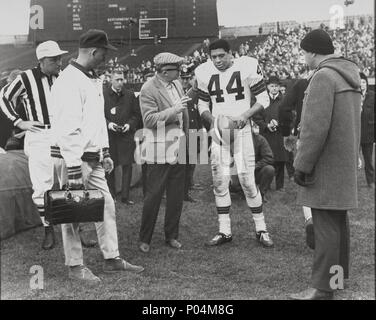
[255,165,275,196]
[285,151,295,178]
[139,163,185,244]
[361,143,375,185]
[142,163,147,197]
[311,209,350,292]
[106,164,132,199]
[184,164,196,196]
[273,161,285,190]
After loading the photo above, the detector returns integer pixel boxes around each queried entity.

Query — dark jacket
[253,133,274,171]
[360,89,375,144]
[278,79,309,136]
[294,56,362,210]
[103,85,141,165]
[185,87,203,131]
[253,92,287,162]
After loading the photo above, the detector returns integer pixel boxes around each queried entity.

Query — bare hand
[108,122,118,132]
[17,120,44,133]
[122,124,130,133]
[175,96,192,113]
[283,135,297,152]
[103,157,114,173]
[230,115,248,129]
[267,119,278,132]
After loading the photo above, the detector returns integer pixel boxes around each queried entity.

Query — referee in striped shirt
[0,41,68,250]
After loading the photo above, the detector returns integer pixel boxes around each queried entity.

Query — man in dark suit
[179,64,204,203]
[104,69,141,204]
[253,76,287,191]
[138,52,190,253]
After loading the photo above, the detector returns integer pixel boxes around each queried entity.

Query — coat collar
[70,61,99,79]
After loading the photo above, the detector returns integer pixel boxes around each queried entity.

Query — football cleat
[256,231,274,248]
[207,232,233,246]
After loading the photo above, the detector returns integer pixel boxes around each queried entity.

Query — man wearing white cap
[0,40,68,250]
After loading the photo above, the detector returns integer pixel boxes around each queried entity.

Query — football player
[195,39,274,247]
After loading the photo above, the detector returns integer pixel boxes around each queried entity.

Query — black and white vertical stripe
[0,66,56,125]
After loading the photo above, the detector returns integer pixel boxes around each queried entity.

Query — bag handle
[64,184,90,200]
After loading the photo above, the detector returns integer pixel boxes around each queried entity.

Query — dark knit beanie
[300,29,334,55]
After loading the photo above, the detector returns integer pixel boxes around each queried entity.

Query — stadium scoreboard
[29,0,218,42]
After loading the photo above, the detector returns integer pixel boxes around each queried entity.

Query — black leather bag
[44,187,104,225]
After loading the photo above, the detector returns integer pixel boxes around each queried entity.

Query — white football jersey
[196,56,267,117]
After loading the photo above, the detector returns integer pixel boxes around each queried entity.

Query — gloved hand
[294,170,315,187]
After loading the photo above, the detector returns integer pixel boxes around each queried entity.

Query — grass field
[1,164,374,300]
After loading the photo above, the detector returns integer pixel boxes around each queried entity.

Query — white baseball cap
[36,41,68,60]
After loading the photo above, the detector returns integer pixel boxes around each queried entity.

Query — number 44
[208,71,245,103]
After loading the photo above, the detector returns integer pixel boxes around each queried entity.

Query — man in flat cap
[51,29,144,283]
[138,52,190,253]
[290,29,362,300]
[0,40,68,250]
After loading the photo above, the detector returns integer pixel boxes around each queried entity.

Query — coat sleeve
[139,86,179,129]
[0,75,26,126]
[293,70,335,173]
[51,79,84,170]
[252,109,268,134]
[278,82,298,136]
[127,92,141,132]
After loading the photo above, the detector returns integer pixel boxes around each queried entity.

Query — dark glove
[294,170,315,187]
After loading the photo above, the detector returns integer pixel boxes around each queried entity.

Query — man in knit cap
[289,29,362,300]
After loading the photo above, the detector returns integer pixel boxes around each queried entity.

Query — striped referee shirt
[0,65,57,126]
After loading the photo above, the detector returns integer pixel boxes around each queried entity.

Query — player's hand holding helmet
[211,114,240,145]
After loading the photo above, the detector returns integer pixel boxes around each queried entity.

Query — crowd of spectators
[235,16,374,79]
[101,16,374,85]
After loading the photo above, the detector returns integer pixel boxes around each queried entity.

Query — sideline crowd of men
[0,28,374,299]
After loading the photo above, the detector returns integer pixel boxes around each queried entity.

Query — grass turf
[1,164,374,300]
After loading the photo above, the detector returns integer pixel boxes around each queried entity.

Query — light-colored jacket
[50,62,109,168]
[294,56,362,210]
[138,75,189,164]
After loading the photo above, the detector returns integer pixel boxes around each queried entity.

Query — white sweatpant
[24,129,54,226]
[54,159,120,266]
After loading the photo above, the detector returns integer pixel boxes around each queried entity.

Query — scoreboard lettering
[29,0,218,42]
[139,18,168,39]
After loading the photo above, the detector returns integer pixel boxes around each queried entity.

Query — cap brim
[104,44,118,51]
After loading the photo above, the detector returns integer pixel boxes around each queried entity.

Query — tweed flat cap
[153,52,184,67]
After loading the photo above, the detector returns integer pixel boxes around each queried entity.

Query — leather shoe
[139,242,150,253]
[42,226,56,250]
[69,265,101,284]
[305,217,315,250]
[103,257,144,273]
[289,287,334,300]
[166,239,182,249]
